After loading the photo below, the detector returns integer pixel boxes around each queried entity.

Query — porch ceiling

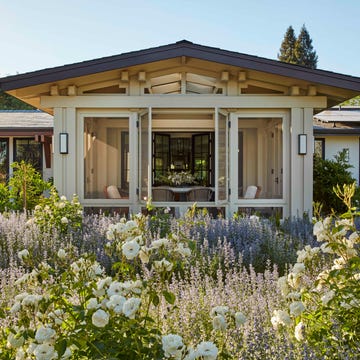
[1,40,360,113]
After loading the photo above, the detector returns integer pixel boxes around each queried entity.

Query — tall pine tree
[278,26,297,64]
[278,25,318,69]
[295,24,318,69]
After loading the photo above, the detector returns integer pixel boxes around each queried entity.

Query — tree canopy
[0,90,35,110]
[278,24,318,69]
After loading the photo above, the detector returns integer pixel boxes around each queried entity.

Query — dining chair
[105,185,122,199]
[152,187,175,201]
[187,187,212,202]
[243,185,261,199]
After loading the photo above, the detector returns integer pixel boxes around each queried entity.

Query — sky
[1,0,360,78]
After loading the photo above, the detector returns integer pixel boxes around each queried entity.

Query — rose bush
[0,214,224,359]
[272,183,360,358]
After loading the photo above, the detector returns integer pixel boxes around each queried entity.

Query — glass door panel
[153,133,170,184]
[192,133,213,186]
[139,112,149,201]
[217,112,227,201]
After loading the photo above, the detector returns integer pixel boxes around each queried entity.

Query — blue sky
[1,0,359,77]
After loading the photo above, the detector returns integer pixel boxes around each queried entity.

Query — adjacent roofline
[1,40,360,91]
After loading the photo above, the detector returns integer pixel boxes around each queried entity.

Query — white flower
[33,343,57,360]
[123,297,141,319]
[176,243,191,257]
[162,334,184,359]
[294,321,305,341]
[235,311,247,327]
[7,333,24,348]
[320,242,334,254]
[210,306,229,317]
[292,262,305,274]
[125,220,137,232]
[10,302,21,314]
[289,301,305,317]
[15,348,26,360]
[92,309,110,327]
[212,314,227,330]
[122,240,140,260]
[277,276,290,295]
[120,280,143,295]
[139,246,150,263]
[107,281,123,297]
[18,249,29,261]
[48,309,64,325]
[321,290,335,305]
[151,238,170,249]
[106,294,126,314]
[60,195,67,201]
[22,294,42,307]
[35,326,56,343]
[313,220,324,237]
[60,217,69,224]
[57,249,67,259]
[153,258,173,272]
[61,347,72,359]
[271,310,291,330]
[196,341,218,360]
[86,298,99,310]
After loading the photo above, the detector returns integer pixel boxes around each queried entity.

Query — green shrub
[313,149,359,214]
[0,183,11,212]
[9,161,50,211]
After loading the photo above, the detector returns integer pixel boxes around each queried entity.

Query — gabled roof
[1,40,360,92]
[314,106,360,135]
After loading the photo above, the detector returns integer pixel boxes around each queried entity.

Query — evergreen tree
[294,24,318,69]
[0,90,35,110]
[278,25,318,69]
[278,26,297,64]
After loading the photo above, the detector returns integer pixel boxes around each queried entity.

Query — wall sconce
[298,134,307,155]
[59,133,69,154]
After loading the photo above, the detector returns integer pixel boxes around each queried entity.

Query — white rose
[15,348,26,360]
[162,334,184,358]
[107,281,123,297]
[153,258,173,272]
[289,301,305,317]
[60,217,69,224]
[151,238,170,249]
[196,341,218,360]
[33,343,57,360]
[210,306,229,317]
[86,298,99,310]
[123,297,141,319]
[92,309,109,328]
[122,240,140,260]
[60,195,67,201]
[139,246,150,264]
[176,243,191,257]
[18,249,29,261]
[57,249,67,259]
[294,321,305,341]
[35,326,56,343]
[7,333,24,348]
[106,295,126,314]
[235,311,247,327]
[321,290,335,305]
[212,314,227,330]
[292,263,305,274]
[271,310,291,330]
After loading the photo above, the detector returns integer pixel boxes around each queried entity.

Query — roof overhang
[1,40,360,113]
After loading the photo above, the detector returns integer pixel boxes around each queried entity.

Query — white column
[303,107,314,217]
[290,108,305,217]
[228,113,238,216]
[129,112,140,214]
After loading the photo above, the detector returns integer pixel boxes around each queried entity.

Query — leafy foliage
[278,24,318,69]
[0,90,35,110]
[8,161,51,211]
[273,183,360,358]
[313,150,359,214]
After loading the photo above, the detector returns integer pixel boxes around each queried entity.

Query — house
[0,110,53,182]
[1,40,360,218]
[314,106,360,183]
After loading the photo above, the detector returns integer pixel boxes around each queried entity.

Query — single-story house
[1,40,360,218]
[0,110,53,182]
[314,106,360,183]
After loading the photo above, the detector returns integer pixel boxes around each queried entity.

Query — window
[84,117,129,199]
[14,138,42,174]
[314,138,325,159]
